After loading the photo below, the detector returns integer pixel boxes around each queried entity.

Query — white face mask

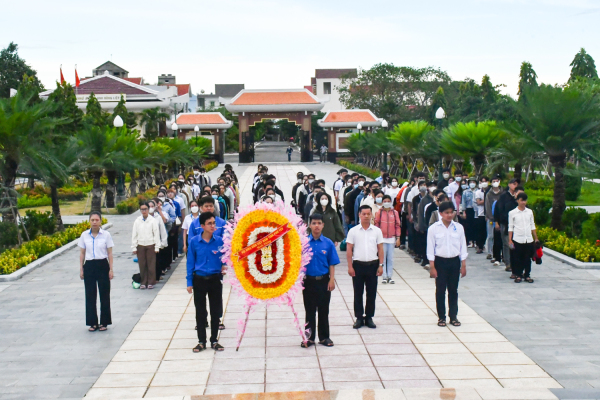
[443,173,450,179]
[428,186,436,193]
[469,183,476,189]
[358,181,364,187]
[270,195,275,200]
[480,182,488,188]
[383,202,392,208]
[194,171,200,176]
[149,207,155,214]
[158,196,165,201]
[455,176,462,182]
[375,197,383,204]
[178,179,184,182]
[298,179,302,183]
[461,184,468,190]
[391,181,398,187]
[308,179,314,184]
[320,198,329,206]
[190,206,199,214]
[492,181,500,188]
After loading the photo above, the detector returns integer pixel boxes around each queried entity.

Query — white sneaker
[389,279,395,284]
[494,261,500,266]
[382,279,388,284]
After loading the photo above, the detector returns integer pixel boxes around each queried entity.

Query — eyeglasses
[140,207,148,211]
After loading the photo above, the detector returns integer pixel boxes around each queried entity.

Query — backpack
[132,273,141,289]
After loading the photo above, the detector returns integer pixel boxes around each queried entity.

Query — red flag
[75,66,80,87]
[60,66,65,84]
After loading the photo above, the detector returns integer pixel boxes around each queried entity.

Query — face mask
[270,195,275,200]
[191,206,199,213]
[455,176,462,182]
[480,182,488,188]
[383,202,392,208]
[461,184,468,190]
[358,181,364,187]
[298,179,302,183]
[419,186,427,193]
[376,197,383,204]
[354,184,359,189]
[492,182,500,188]
[391,181,398,187]
[178,179,184,182]
[212,195,218,199]
[418,179,425,184]
[320,198,329,206]
[308,179,314,184]
[158,196,165,200]
[469,183,476,189]
[194,171,200,176]
[428,186,436,193]
[149,207,155,214]
[443,173,450,179]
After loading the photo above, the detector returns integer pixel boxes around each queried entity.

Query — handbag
[175,217,182,226]
[132,273,141,289]
[339,239,347,251]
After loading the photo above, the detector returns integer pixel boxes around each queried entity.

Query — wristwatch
[379,263,384,267]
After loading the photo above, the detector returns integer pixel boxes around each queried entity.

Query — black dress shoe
[353,318,364,329]
[365,318,377,329]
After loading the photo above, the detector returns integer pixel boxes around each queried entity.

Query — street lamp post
[435,107,446,181]
[172,122,179,176]
[381,120,389,172]
[194,125,199,147]
[114,116,126,203]
[356,123,363,163]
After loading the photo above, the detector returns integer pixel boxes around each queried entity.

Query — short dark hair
[515,185,525,192]
[437,193,448,201]
[337,169,348,174]
[516,192,528,201]
[307,174,315,179]
[199,196,215,206]
[433,189,443,197]
[480,176,489,182]
[351,173,359,178]
[382,195,392,201]
[358,175,366,181]
[89,211,102,220]
[359,204,372,214]
[454,170,463,176]
[309,213,324,223]
[442,167,451,173]
[140,202,151,210]
[189,200,198,207]
[265,180,275,188]
[199,212,215,226]
[416,172,427,178]
[439,201,456,213]
[372,189,382,197]
[316,179,326,187]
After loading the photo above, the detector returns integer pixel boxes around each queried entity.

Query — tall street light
[114,115,126,202]
[194,125,199,147]
[381,120,389,172]
[435,107,446,181]
[356,123,363,164]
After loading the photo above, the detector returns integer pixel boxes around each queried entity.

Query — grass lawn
[527,181,600,207]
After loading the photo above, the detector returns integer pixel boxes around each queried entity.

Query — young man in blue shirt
[187,212,225,352]
[188,196,227,243]
[302,213,340,348]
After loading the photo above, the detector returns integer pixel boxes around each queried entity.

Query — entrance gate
[225,89,325,163]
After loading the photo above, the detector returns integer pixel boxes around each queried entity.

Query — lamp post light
[171,122,179,138]
[114,115,126,202]
[435,107,446,181]
[194,125,199,147]
[381,120,389,172]
[356,123,363,163]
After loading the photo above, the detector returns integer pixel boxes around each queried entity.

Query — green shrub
[21,210,56,238]
[337,161,379,180]
[564,173,582,201]
[0,221,19,248]
[524,179,554,191]
[538,226,600,262]
[582,213,600,243]
[530,198,552,226]
[17,194,52,208]
[561,207,589,238]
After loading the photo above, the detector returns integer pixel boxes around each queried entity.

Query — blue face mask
[212,195,218,199]
[354,184,359,189]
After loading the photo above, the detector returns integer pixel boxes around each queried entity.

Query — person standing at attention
[508,192,538,283]
[187,212,226,352]
[375,195,401,284]
[427,201,467,327]
[286,145,293,162]
[346,205,384,329]
[79,211,114,332]
[301,214,340,348]
[320,144,328,162]
[132,203,161,289]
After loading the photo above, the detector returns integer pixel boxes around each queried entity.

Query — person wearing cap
[484,175,504,264]
[460,177,478,247]
[495,179,523,273]
[427,201,468,327]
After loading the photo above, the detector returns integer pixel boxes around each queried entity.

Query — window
[164,79,170,83]
[323,82,331,95]
[210,101,215,107]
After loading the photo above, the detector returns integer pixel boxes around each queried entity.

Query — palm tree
[489,126,544,182]
[389,121,434,177]
[513,84,600,229]
[140,107,169,142]
[439,121,503,176]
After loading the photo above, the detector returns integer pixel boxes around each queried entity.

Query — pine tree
[569,48,598,82]
[84,93,109,127]
[517,61,538,101]
[112,94,137,128]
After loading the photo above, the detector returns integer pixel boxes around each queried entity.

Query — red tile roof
[76,76,150,95]
[323,111,377,123]
[123,77,143,85]
[232,91,318,105]
[176,114,227,125]
[303,85,313,94]
[167,84,191,96]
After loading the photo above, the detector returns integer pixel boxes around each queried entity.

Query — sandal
[211,342,224,351]
[437,319,446,327]
[193,343,206,353]
[88,325,98,332]
[219,323,225,330]
[510,274,516,279]
[450,319,461,327]
[99,325,107,331]
[139,285,146,290]
[525,277,534,283]
[319,338,334,347]
[514,277,522,283]
[300,340,314,348]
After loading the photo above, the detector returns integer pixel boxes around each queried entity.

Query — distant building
[309,69,357,112]
[197,84,245,110]
[93,61,129,78]
[158,74,176,85]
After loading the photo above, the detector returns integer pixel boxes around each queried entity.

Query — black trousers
[168,227,178,261]
[407,221,415,251]
[434,256,460,320]
[83,259,111,326]
[192,274,223,344]
[352,260,378,319]
[414,229,426,259]
[493,227,503,261]
[156,247,169,281]
[475,216,487,250]
[464,208,475,243]
[513,241,534,278]
[303,277,331,341]
[400,212,408,245]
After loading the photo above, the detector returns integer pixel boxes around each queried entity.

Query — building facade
[309,69,357,112]
[197,84,245,110]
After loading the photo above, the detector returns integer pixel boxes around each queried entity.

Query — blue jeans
[178,229,184,254]
[383,242,395,280]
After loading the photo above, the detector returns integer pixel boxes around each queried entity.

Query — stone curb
[0,222,113,282]
[543,246,600,269]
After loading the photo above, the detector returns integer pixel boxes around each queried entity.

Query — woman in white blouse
[79,211,114,332]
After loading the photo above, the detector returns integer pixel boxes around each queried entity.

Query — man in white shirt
[333,169,348,200]
[474,177,488,254]
[508,192,538,283]
[346,205,384,330]
[427,201,467,327]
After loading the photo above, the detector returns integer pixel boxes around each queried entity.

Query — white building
[197,84,245,110]
[309,69,357,112]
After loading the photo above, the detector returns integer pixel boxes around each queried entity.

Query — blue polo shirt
[306,234,340,277]
[186,233,224,287]
[188,216,226,243]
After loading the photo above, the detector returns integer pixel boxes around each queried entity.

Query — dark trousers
[352,260,378,319]
[434,256,460,320]
[192,274,223,344]
[168,227,178,261]
[303,277,331,341]
[137,245,156,286]
[493,227,503,261]
[513,241,534,278]
[83,259,111,326]
[400,212,408,245]
[475,216,487,250]
[464,208,475,243]
[156,247,169,281]
[407,221,415,251]
[414,229,426,260]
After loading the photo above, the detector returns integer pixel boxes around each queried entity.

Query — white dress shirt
[78,228,114,261]
[426,220,468,261]
[181,214,199,231]
[474,189,485,217]
[508,207,536,243]
[151,213,169,248]
[346,224,384,262]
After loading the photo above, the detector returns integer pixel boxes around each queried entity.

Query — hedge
[0,218,107,275]
[538,226,600,263]
[337,161,380,180]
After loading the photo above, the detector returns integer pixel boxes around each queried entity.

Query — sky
[2,0,599,98]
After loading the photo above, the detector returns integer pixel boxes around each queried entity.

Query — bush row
[0,218,107,275]
[337,161,380,180]
[538,226,600,263]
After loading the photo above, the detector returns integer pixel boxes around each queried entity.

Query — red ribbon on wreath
[235,223,292,260]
